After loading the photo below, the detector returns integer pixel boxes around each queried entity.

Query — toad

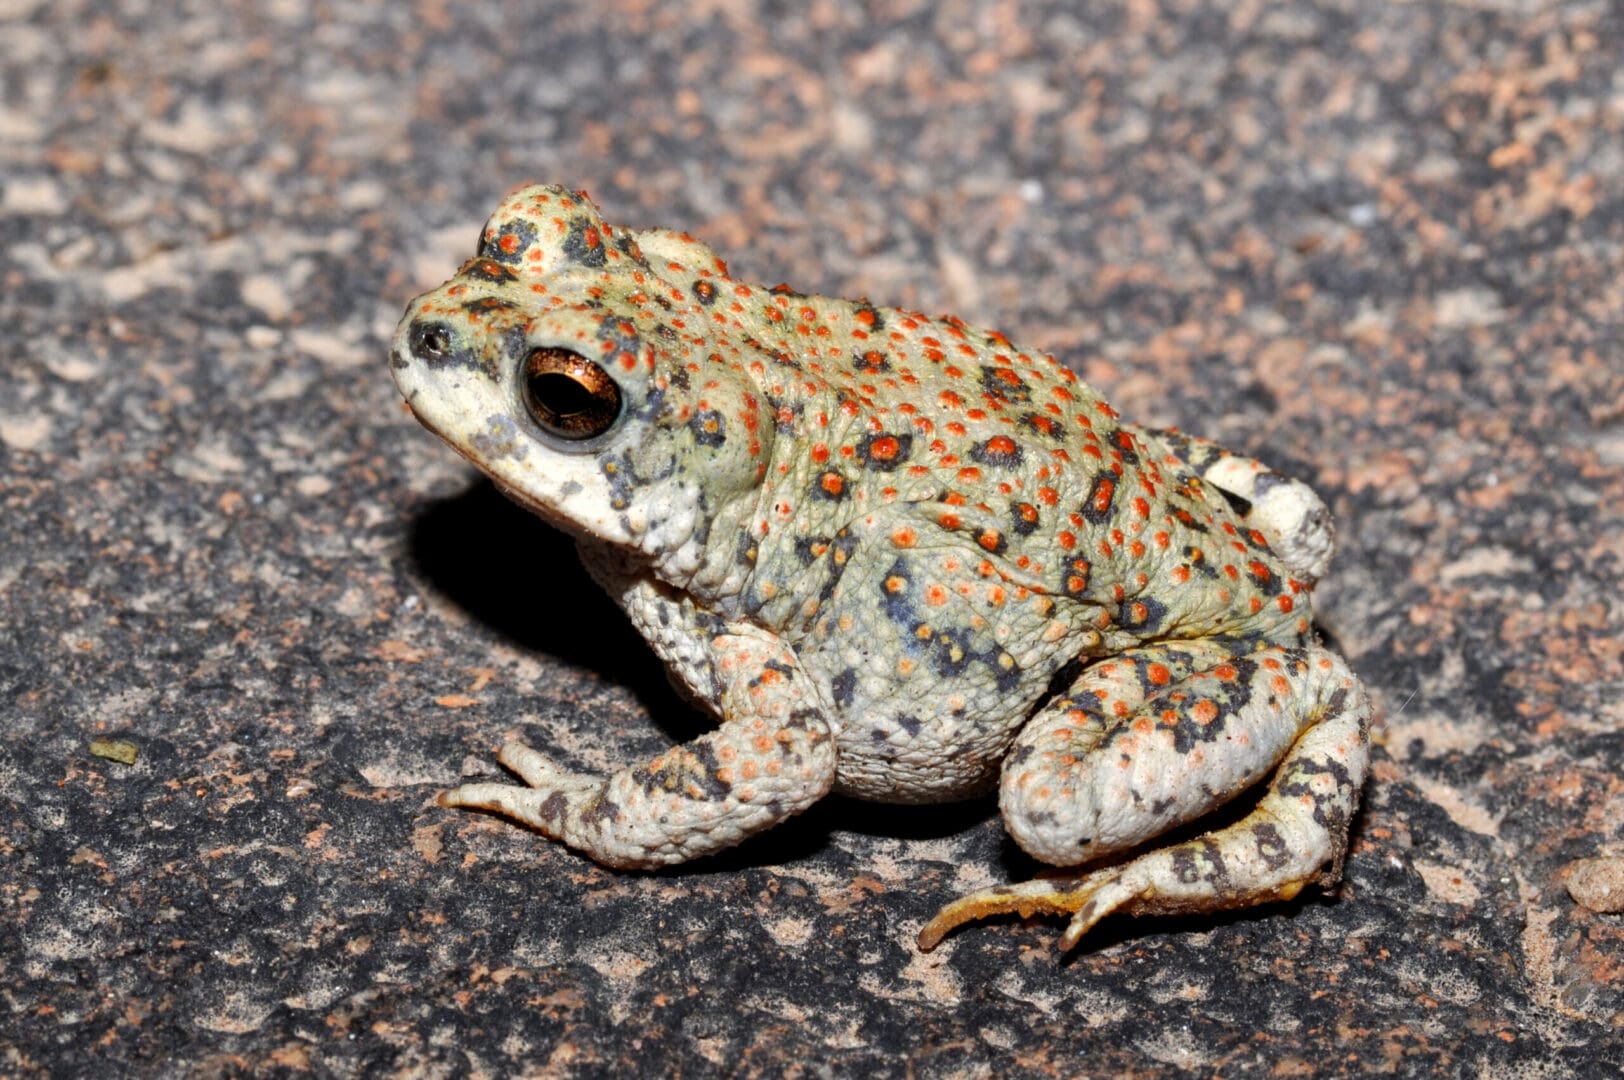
[389,185,1370,951]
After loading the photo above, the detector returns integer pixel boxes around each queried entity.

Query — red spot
[1147,663,1171,686]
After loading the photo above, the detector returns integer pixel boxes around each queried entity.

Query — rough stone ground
[4,0,1623,1075]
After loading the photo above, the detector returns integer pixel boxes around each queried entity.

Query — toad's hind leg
[1131,425,1336,584]
[918,645,1369,951]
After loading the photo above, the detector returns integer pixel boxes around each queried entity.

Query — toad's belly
[829,713,1020,804]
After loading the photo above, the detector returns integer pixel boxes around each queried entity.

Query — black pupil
[530,372,595,418]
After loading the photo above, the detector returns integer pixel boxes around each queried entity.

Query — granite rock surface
[4,0,1623,1075]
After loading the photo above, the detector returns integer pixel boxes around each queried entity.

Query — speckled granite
[4,0,1622,1075]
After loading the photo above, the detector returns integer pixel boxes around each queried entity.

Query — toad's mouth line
[401,391,579,528]
[400,393,488,473]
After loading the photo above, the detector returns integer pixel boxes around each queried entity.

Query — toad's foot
[439,632,837,868]
[917,796,1329,953]
[917,868,1136,953]
[919,645,1370,952]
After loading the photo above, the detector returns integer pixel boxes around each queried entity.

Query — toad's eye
[410,322,454,360]
[520,347,622,442]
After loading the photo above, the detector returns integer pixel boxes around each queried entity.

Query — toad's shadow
[407,478,993,863]
[408,478,678,708]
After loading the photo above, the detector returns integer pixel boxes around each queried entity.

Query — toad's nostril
[410,321,454,361]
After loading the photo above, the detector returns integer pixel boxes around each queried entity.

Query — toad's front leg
[441,631,837,868]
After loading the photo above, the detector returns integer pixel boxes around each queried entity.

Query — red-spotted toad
[390,185,1370,951]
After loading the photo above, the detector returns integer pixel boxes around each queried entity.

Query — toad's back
[693,282,1315,660]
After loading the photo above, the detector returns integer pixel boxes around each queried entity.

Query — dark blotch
[979,366,1031,404]
[1081,473,1117,524]
[465,258,519,284]
[856,432,913,471]
[970,437,1024,469]
[563,217,609,267]
[481,220,538,265]
[1010,502,1041,536]
[831,668,857,708]
[690,408,727,447]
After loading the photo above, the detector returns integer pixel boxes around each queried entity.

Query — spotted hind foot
[920,647,1370,952]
